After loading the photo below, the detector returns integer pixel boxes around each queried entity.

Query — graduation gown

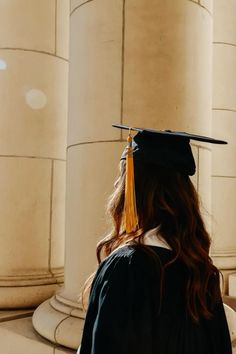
[79,245,232,354]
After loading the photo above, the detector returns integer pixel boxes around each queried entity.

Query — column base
[0,272,64,308]
[32,295,85,350]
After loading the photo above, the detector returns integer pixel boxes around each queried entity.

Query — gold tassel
[124,128,139,233]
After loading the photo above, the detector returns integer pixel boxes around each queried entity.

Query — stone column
[211,0,236,289]
[33,0,213,349]
[0,1,69,307]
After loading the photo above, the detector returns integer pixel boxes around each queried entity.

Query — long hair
[84,159,221,322]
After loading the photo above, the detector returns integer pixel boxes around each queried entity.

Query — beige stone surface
[55,348,76,354]
[0,284,61,309]
[68,0,122,145]
[50,295,72,315]
[64,141,125,296]
[123,0,212,135]
[0,310,33,322]
[214,0,236,45]
[0,157,51,274]
[55,293,81,310]
[229,274,236,297]
[0,50,68,159]
[55,349,76,354]
[224,303,236,342]
[33,299,83,350]
[33,300,71,343]
[0,0,55,53]
[51,292,86,318]
[200,0,213,14]
[198,147,211,202]
[57,0,70,59]
[212,177,236,255]
[213,45,236,111]
[0,316,76,353]
[212,110,236,177]
[54,314,84,349]
[198,147,211,232]
[70,0,92,14]
[0,317,54,354]
[190,144,199,191]
[213,257,236,272]
[51,160,66,271]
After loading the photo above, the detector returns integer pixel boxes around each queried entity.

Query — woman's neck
[142,226,172,250]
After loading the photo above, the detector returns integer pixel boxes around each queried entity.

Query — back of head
[109,159,206,249]
[134,160,201,238]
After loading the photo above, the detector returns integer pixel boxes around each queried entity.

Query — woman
[78,125,232,354]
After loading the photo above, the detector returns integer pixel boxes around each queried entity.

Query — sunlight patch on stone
[25,89,48,109]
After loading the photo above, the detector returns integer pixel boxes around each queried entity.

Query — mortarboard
[113,124,227,176]
[112,123,227,234]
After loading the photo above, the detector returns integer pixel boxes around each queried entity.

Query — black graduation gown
[79,245,232,354]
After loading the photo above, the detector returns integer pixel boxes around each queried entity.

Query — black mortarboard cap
[112,124,227,176]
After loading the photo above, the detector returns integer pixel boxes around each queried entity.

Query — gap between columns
[48,160,54,276]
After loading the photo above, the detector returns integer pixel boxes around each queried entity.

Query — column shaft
[0,0,69,308]
[211,0,236,283]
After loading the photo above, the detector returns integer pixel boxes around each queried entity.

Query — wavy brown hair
[83,159,221,322]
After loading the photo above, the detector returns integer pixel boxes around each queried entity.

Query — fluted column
[33,0,213,349]
[211,0,236,287]
[0,1,69,307]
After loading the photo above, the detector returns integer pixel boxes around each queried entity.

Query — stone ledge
[0,282,63,308]
[0,309,34,323]
[0,316,76,354]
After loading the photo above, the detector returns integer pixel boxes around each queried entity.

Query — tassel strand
[124,128,139,233]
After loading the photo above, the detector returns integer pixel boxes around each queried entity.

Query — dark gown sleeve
[204,299,232,354]
[79,246,160,354]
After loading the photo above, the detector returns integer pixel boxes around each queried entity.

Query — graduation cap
[112,123,227,234]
